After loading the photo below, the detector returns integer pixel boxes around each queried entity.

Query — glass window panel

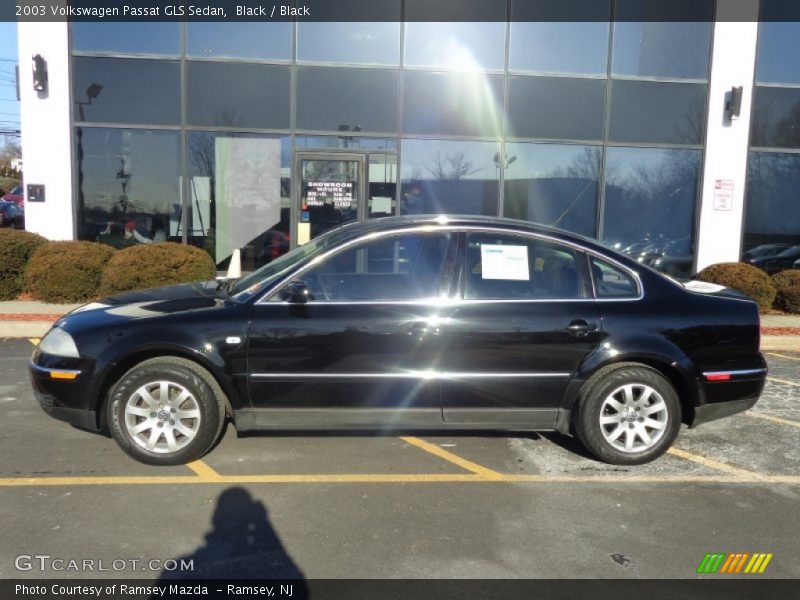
[507,76,606,141]
[72,57,180,125]
[744,151,800,253]
[297,22,400,65]
[602,147,700,278]
[187,23,291,60]
[400,139,500,216]
[464,233,586,300]
[404,22,506,71]
[76,128,180,247]
[296,67,398,133]
[403,71,504,137]
[300,232,451,301]
[503,143,601,237]
[368,154,398,218]
[611,0,713,80]
[187,62,290,129]
[756,1,800,84]
[750,87,800,149]
[590,258,639,298]
[72,23,179,55]
[509,17,610,74]
[295,136,397,151]
[609,80,706,145]
[187,132,291,270]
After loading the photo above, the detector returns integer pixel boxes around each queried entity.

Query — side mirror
[281,280,313,304]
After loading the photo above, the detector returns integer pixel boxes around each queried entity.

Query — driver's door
[246,230,455,428]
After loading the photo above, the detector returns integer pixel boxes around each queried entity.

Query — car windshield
[776,246,800,258]
[227,233,338,302]
[10,186,22,195]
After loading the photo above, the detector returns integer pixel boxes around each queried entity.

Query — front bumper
[29,351,101,432]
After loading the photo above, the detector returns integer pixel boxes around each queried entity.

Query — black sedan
[29,216,767,466]
[748,245,800,274]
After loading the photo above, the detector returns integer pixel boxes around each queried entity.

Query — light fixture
[725,86,743,120]
[32,54,47,92]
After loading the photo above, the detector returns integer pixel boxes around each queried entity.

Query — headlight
[39,327,80,358]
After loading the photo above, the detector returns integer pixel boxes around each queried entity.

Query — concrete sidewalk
[0,300,797,350]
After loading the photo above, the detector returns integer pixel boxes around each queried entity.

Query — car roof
[327,214,610,254]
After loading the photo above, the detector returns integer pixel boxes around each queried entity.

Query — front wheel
[107,357,225,465]
[575,364,681,465]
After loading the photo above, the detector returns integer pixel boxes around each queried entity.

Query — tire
[575,364,681,465]
[107,357,226,466]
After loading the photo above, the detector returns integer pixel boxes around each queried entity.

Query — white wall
[695,3,760,271]
[17,22,74,240]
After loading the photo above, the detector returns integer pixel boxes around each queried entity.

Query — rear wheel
[107,357,225,465]
[575,364,681,465]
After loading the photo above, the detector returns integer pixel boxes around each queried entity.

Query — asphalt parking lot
[0,339,797,580]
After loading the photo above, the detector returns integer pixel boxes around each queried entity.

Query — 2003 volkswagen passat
[30,216,767,466]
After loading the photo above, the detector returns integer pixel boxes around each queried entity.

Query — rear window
[590,257,639,298]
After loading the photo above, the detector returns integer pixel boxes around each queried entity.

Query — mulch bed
[761,327,800,337]
[0,314,63,322]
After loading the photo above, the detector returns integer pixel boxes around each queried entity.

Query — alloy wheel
[599,383,669,453]
[123,380,201,454]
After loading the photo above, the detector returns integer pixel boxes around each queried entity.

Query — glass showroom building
[17,0,800,276]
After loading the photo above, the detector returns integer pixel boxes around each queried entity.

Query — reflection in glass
[611,19,712,79]
[507,76,606,141]
[187,22,291,60]
[368,154,398,218]
[72,22,180,55]
[186,62,290,129]
[296,67,398,133]
[403,71,504,137]
[295,136,397,151]
[609,80,706,145]
[76,128,180,248]
[602,147,700,278]
[757,0,800,84]
[188,132,291,270]
[509,22,609,75]
[400,139,500,216]
[503,143,601,237]
[404,22,506,71]
[750,87,800,149]
[297,22,400,65]
[300,159,360,242]
[744,151,800,252]
[72,57,180,125]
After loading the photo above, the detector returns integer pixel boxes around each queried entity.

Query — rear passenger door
[439,231,602,428]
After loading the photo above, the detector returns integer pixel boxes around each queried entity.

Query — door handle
[408,321,441,339]
[565,320,598,337]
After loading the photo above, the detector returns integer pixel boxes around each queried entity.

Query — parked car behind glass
[1,185,24,207]
[0,200,23,228]
[749,245,800,274]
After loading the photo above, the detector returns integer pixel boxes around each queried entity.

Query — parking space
[0,339,798,578]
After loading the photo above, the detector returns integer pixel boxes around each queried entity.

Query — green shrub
[772,270,800,313]
[100,242,216,295]
[24,241,116,303]
[0,229,47,300]
[696,262,776,312]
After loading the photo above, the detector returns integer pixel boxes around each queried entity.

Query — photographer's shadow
[159,486,307,594]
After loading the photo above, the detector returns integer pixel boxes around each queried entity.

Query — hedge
[771,270,800,314]
[696,262,776,312]
[24,241,116,303]
[0,229,47,300]
[100,242,216,295]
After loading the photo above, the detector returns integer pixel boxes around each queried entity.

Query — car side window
[290,232,451,302]
[464,233,586,300]
[590,257,639,298]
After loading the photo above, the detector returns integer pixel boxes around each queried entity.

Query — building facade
[17,1,800,275]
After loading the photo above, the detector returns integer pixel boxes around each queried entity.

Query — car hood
[60,281,227,328]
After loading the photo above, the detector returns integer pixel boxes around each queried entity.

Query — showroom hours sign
[304,181,354,209]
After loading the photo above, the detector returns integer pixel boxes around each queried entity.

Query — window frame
[588,255,642,300]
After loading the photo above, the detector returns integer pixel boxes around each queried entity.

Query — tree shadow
[157,486,308,596]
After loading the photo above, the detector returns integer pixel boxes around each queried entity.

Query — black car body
[749,245,800,274]
[30,216,767,465]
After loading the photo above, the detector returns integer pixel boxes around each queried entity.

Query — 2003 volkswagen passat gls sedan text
[30,216,767,466]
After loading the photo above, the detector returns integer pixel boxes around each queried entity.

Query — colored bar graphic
[699,552,773,574]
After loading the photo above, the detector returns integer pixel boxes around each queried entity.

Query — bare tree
[424,151,481,181]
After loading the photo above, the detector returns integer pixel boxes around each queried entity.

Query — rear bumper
[691,363,767,427]
[691,396,759,427]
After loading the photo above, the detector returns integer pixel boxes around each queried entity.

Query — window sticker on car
[684,281,726,294]
[480,244,530,281]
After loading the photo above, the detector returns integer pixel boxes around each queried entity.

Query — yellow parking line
[766,352,800,362]
[186,460,223,480]
[666,447,761,479]
[745,411,800,429]
[400,436,505,480]
[0,473,797,487]
[28,338,40,346]
[768,376,800,388]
